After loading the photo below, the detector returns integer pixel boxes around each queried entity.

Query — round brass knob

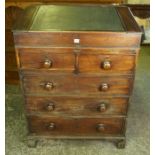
[43,59,52,68]
[100,83,109,91]
[46,103,55,111]
[97,124,105,132]
[101,60,111,70]
[44,82,54,91]
[48,123,55,130]
[98,103,106,112]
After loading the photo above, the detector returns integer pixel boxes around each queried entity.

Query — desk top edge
[12,5,142,33]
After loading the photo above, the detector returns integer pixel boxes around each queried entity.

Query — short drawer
[22,74,133,96]
[17,48,75,71]
[79,49,136,74]
[26,96,129,116]
[17,48,136,74]
[28,115,126,136]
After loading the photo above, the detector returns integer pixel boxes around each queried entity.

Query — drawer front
[28,116,125,136]
[17,48,136,74]
[22,74,133,95]
[18,48,75,71]
[14,32,141,47]
[26,96,129,116]
[79,49,136,74]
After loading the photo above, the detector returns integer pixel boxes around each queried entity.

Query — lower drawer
[27,116,126,137]
[26,96,129,116]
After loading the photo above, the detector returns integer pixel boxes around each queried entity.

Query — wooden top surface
[13,5,141,33]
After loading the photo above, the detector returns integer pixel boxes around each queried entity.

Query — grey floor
[6,46,150,155]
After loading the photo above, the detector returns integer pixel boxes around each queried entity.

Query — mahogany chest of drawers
[13,5,142,148]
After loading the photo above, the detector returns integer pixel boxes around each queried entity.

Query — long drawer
[28,115,126,136]
[17,48,136,74]
[26,96,129,116]
[22,74,133,95]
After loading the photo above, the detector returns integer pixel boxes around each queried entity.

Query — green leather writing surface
[30,5,124,31]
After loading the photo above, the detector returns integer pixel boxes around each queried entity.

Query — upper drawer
[18,48,75,71]
[22,73,133,96]
[17,48,136,74]
[79,49,136,74]
[13,32,141,48]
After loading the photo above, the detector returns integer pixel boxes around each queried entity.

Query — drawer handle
[100,83,109,91]
[43,82,54,91]
[98,103,106,112]
[43,59,52,68]
[101,60,111,70]
[97,124,105,132]
[46,103,55,111]
[48,123,55,130]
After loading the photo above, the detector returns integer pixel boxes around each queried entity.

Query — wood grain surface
[25,96,129,116]
[27,115,126,136]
